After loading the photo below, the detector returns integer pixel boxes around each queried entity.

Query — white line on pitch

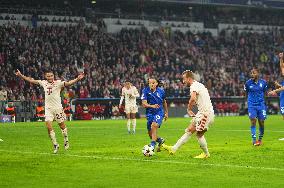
[0,149,283,172]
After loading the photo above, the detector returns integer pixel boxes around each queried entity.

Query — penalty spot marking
[0,149,284,172]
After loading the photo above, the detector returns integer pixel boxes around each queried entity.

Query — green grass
[1,115,284,188]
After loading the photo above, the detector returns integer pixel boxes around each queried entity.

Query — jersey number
[56,113,64,120]
[155,115,161,121]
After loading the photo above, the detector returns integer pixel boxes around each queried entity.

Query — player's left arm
[187,91,197,117]
[274,81,282,89]
[279,52,284,76]
[133,87,140,98]
[64,73,84,87]
[268,86,284,95]
[163,99,168,121]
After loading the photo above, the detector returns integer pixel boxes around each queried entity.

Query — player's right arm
[141,100,160,109]
[119,88,125,109]
[187,91,197,117]
[15,69,40,85]
[141,89,159,109]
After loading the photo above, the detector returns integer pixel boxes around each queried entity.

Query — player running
[119,81,140,134]
[141,78,168,151]
[15,69,84,153]
[244,68,268,146]
[162,70,214,159]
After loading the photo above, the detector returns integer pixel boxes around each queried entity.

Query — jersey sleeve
[37,80,44,87]
[58,80,66,88]
[162,88,166,100]
[121,88,125,96]
[244,82,248,92]
[190,83,200,95]
[263,81,268,92]
[141,88,147,100]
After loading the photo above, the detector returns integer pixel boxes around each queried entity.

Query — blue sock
[150,141,156,148]
[259,127,264,141]
[156,137,162,144]
[251,125,256,143]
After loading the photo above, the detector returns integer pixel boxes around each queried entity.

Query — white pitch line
[68,127,284,133]
[0,149,283,172]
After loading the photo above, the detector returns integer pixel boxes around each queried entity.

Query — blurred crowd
[0,21,284,102]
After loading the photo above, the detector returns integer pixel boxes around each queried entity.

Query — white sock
[198,136,209,155]
[127,119,131,132]
[172,132,192,151]
[132,119,136,132]
[61,128,69,142]
[49,130,58,145]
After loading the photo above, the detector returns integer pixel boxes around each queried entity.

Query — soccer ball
[142,145,154,157]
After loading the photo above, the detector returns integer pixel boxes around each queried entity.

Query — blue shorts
[248,105,267,120]
[280,99,284,115]
[146,113,164,131]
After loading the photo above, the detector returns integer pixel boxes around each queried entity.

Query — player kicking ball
[162,70,214,159]
[15,69,84,153]
[141,78,168,152]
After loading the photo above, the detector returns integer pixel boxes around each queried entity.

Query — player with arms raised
[119,81,140,134]
[163,70,214,158]
[15,69,84,153]
[244,68,268,146]
[141,78,168,151]
[268,52,284,140]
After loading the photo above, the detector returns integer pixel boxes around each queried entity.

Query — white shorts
[125,105,138,114]
[191,111,214,132]
[45,108,66,123]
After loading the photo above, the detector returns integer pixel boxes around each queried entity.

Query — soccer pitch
[0,116,284,188]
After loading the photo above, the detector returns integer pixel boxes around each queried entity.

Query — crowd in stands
[0,21,283,102]
[0,14,84,23]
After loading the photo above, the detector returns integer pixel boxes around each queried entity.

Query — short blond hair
[182,70,194,79]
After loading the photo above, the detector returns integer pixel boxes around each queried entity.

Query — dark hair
[251,67,259,73]
[44,69,53,74]
[148,77,160,85]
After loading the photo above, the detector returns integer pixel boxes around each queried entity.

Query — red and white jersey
[121,86,139,107]
[190,81,214,114]
[38,80,65,109]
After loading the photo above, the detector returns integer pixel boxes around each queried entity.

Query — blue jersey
[244,79,268,107]
[141,86,166,115]
[279,81,284,114]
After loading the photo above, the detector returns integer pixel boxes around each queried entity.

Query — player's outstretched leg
[59,122,69,150]
[163,126,194,155]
